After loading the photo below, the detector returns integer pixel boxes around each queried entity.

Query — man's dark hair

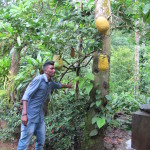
[42,61,54,71]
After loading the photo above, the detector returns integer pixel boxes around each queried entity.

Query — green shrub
[110,47,134,93]
[0,102,21,141]
[106,92,148,129]
[0,57,11,89]
[0,90,12,112]
[44,90,88,149]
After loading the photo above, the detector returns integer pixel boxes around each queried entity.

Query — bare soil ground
[104,128,132,150]
[0,141,35,150]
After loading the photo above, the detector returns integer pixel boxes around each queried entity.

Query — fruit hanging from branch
[70,46,75,58]
[96,16,109,34]
[98,54,109,71]
[53,55,63,70]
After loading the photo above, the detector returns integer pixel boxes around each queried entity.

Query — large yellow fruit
[98,54,109,71]
[96,16,109,34]
[53,55,63,70]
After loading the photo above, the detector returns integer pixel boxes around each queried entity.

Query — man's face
[45,65,55,77]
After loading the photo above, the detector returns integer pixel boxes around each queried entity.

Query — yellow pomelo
[96,16,109,34]
[98,54,109,71]
[53,55,63,70]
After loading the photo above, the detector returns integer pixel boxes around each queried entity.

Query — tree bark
[8,49,20,102]
[134,0,140,97]
[10,50,20,76]
[82,0,111,149]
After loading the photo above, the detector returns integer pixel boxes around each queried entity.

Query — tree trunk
[75,37,82,101]
[8,49,20,102]
[134,0,140,97]
[10,50,20,76]
[82,0,111,149]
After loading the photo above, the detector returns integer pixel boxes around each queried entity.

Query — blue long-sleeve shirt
[22,73,61,123]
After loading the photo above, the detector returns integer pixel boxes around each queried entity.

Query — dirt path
[0,141,17,150]
[104,128,135,150]
[0,140,35,150]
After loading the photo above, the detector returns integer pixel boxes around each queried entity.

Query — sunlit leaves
[17,36,21,46]
[97,118,105,129]
[143,4,150,24]
[96,101,101,107]
[143,4,150,14]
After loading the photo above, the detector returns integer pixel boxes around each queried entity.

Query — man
[17,61,72,150]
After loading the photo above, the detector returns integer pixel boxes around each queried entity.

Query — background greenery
[0,0,150,149]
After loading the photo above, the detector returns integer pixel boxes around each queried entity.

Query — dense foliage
[0,0,150,149]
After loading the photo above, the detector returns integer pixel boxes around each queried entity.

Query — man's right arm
[22,100,28,126]
[21,76,41,126]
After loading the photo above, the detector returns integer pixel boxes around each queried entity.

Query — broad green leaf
[105,95,112,101]
[90,102,95,108]
[37,52,42,63]
[97,118,105,129]
[73,76,80,83]
[7,26,13,34]
[17,36,21,46]
[96,94,101,100]
[143,4,150,14]
[17,83,23,91]
[85,72,94,81]
[0,33,6,38]
[96,90,101,95]
[85,84,93,93]
[79,79,85,89]
[96,101,101,107]
[27,57,38,66]
[89,129,98,137]
[92,117,99,124]
[70,91,75,95]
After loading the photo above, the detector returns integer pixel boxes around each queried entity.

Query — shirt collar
[43,73,53,83]
[43,73,48,83]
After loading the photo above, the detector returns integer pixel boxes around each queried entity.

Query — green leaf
[96,94,101,100]
[54,62,59,68]
[17,83,23,91]
[79,79,85,89]
[96,101,101,107]
[17,36,21,46]
[27,57,38,66]
[143,4,150,14]
[96,90,101,95]
[85,84,93,93]
[85,72,94,81]
[37,52,42,63]
[89,129,98,137]
[92,117,99,124]
[73,76,80,83]
[97,118,105,129]
[0,33,6,38]
[90,102,95,108]
[105,95,112,101]
[7,26,13,35]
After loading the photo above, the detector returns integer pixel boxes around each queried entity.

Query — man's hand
[21,115,28,126]
[66,83,72,88]
[61,83,72,88]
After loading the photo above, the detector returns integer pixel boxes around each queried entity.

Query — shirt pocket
[38,83,49,97]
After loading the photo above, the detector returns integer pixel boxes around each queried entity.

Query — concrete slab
[132,111,150,150]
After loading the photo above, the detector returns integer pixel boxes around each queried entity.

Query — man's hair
[42,61,54,72]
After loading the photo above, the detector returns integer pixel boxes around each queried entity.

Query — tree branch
[59,50,96,81]
[49,1,59,27]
